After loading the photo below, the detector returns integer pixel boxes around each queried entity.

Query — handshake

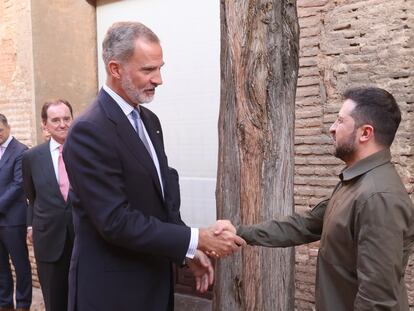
[186,220,246,293]
[199,219,246,258]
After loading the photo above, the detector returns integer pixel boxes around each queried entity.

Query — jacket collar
[340,148,391,182]
[97,88,164,199]
[0,137,15,168]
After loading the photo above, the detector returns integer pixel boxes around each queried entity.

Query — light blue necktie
[0,146,5,160]
[131,109,153,158]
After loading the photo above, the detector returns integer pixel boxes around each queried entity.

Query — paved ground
[175,293,212,311]
[31,287,44,311]
[31,287,211,310]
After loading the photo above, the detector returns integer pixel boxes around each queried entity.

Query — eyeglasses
[48,117,72,126]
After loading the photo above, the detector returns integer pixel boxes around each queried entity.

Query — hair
[0,114,8,126]
[343,86,401,147]
[41,99,73,123]
[102,21,160,68]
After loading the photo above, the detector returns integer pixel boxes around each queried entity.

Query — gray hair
[0,114,8,126]
[102,21,159,67]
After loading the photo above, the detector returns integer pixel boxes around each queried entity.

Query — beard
[333,129,357,162]
[121,74,154,105]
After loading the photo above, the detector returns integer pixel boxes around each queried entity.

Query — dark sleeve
[0,145,27,215]
[354,193,412,310]
[164,167,185,226]
[237,199,328,247]
[63,120,191,263]
[22,151,34,226]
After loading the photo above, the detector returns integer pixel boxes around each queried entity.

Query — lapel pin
[156,130,160,134]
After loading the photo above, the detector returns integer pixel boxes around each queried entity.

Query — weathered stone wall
[0,0,36,146]
[1,0,413,309]
[1,0,97,291]
[295,0,414,309]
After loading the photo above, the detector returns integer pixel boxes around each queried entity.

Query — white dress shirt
[49,137,63,182]
[102,85,198,259]
[0,135,13,159]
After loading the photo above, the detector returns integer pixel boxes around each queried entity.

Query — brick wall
[295,0,414,309]
[0,0,40,288]
[0,0,36,147]
[1,0,413,308]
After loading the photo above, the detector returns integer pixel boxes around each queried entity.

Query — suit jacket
[22,141,74,262]
[63,89,191,311]
[0,137,28,226]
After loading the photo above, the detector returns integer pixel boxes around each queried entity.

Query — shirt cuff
[185,227,199,259]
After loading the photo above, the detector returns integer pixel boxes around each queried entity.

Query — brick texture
[0,0,36,146]
[295,0,414,309]
[0,0,40,288]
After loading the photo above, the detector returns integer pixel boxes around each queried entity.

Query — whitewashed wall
[96,0,220,227]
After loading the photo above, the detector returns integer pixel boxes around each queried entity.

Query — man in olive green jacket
[230,87,414,310]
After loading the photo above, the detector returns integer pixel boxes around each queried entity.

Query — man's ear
[359,125,374,143]
[108,60,122,79]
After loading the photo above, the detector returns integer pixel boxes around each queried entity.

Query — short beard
[121,74,154,105]
[334,129,357,163]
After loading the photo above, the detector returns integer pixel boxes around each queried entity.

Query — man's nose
[329,122,336,134]
[58,120,67,127]
[151,71,163,86]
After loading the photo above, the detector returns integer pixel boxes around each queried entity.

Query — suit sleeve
[0,145,27,215]
[22,152,35,226]
[354,193,410,310]
[164,167,185,226]
[63,120,190,263]
[237,199,327,247]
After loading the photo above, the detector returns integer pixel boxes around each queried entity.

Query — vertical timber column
[30,0,97,143]
[215,1,299,310]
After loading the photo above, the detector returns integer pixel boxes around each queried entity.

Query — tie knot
[58,144,63,154]
[131,109,141,120]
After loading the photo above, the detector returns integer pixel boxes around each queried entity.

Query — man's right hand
[198,220,246,258]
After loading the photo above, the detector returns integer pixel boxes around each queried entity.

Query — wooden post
[214,1,300,310]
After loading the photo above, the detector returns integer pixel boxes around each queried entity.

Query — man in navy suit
[63,21,245,311]
[22,100,75,311]
[0,114,32,311]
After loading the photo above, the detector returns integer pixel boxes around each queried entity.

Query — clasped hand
[187,220,246,293]
[199,220,246,258]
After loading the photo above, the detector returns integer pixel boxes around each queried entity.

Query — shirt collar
[340,148,391,182]
[102,84,140,117]
[1,135,13,148]
[49,137,61,152]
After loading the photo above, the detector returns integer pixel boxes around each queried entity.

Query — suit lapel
[140,108,169,192]
[0,138,16,169]
[98,90,164,198]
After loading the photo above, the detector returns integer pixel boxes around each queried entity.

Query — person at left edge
[22,99,75,311]
[0,114,32,311]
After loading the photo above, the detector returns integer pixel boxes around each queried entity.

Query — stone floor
[31,287,44,311]
[31,287,211,310]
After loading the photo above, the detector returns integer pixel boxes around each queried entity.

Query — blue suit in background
[0,137,32,310]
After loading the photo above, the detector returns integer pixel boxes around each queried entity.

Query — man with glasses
[22,99,75,311]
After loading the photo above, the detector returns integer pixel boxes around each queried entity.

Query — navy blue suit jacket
[63,89,191,311]
[0,137,28,226]
[22,141,74,262]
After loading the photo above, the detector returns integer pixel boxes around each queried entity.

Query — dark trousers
[0,225,32,309]
[37,234,73,311]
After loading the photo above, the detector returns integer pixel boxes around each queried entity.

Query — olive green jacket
[238,149,414,311]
